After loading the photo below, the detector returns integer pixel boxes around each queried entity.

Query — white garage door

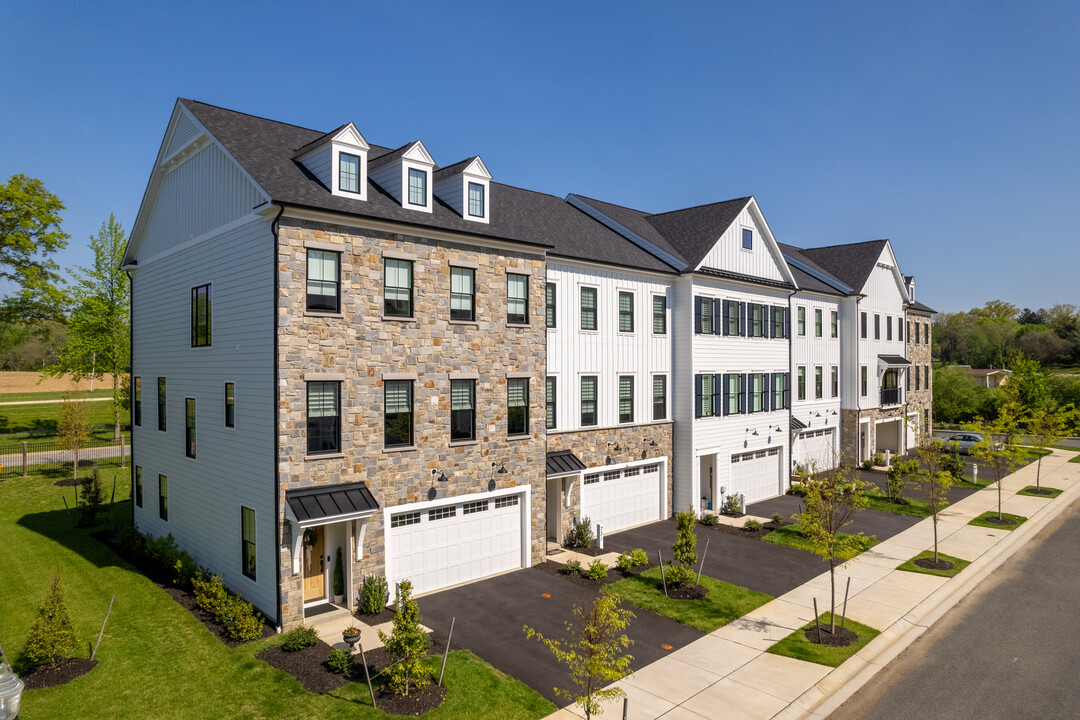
[387,493,524,596]
[906,413,918,452]
[582,462,664,534]
[793,429,837,471]
[731,448,782,504]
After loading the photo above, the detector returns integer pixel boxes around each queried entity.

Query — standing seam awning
[285,480,379,525]
[878,354,911,366]
[547,450,587,476]
[790,417,808,431]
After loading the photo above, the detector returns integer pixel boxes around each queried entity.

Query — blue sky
[2,0,1077,313]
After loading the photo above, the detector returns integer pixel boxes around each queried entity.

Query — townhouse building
[905,275,936,444]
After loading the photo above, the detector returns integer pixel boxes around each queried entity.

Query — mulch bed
[1023,487,1056,495]
[982,516,1018,526]
[356,608,396,625]
[257,641,348,694]
[666,583,709,600]
[376,682,447,716]
[22,658,97,689]
[704,521,783,541]
[532,560,650,590]
[914,558,955,571]
[803,624,858,647]
[561,544,607,557]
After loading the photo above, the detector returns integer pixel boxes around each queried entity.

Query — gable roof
[797,239,890,293]
[778,243,850,297]
[646,197,753,270]
[909,300,936,313]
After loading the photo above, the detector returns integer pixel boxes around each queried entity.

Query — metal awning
[878,354,911,366]
[547,450,587,477]
[285,480,379,526]
[790,416,808,431]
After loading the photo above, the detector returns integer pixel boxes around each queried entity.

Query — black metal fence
[0,436,129,478]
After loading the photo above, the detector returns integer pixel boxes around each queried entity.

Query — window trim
[450,265,476,322]
[814,366,823,400]
[508,377,530,436]
[618,375,634,424]
[652,294,667,335]
[306,380,341,456]
[134,466,143,508]
[797,306,806,336]
[580,375,598,427]
[224,382,235,428]
[861,311,867,339]
[831,310,839,339]
[580,286,598,332]
[306,248,341,314]
[741,227,753,250]
[450,378,476,442]
[407,167,428,207]
[831,365,839,398]
[190,283,212,348]
[338,151,361,195]
[546,376,557,430]
[241,506,256,581]
[861,365,868,397]
[797,366,807,402]
[467,181,485,217]
[546,282,557,329]
[507,273,529,325]
[158,474,168,522]
[814,308,823,338]
[157,377,167,432]
[652,374,667,421]
[133,377,141,427]
[384,379,414,448]
[617,291,635,333]
[185,398,196,459]
[383,257,414,318]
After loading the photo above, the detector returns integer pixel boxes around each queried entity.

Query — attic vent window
[742,228,753,250]
[408,168,427,206]
[339,153,361,194]
[468,182,485,217]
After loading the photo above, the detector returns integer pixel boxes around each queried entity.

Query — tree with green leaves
[57,394,90,482]
[524,593,635,719]
[0,174,69,322]
[23,572,79,669]
[885,458,919,501]
[667,509,698,587]
[378,580,431,697]
[1001,356,1051,411]
[915,436,955,564]
[794,462,873,632]
[968,402,1026,521]
[1024,404,1075,491]
[45,214,130,439]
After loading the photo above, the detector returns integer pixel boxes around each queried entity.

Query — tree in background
[932,364,999,425]
[1025,405,1076,492]
[0,174,69,322]
[970,299,1019,321]
[1001,356,1051,411]
[45,214,130,440]
[968,402,1026,521]
[57,394,90,482]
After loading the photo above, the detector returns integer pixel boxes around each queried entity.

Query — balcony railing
[880,387,902,406]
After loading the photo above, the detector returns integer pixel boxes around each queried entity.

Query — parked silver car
[945,432,983,455]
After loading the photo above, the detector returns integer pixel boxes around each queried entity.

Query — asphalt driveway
[749,493,921,540]
[415,565,701,706]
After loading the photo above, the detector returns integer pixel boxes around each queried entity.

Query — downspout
[128,266,135,529]
[270,203,285,631]
[785,287,797,483]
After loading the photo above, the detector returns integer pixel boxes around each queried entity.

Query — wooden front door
[303,527,325,603]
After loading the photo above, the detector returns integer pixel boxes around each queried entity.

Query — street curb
[786,453,1080,719]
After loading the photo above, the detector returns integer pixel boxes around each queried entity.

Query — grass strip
[0,389,113,402]
[766,613,880,667]
[897,550,971,578]
[968,511,1027,531]
[864,494,935,518]
[761,523,878,554]
[605,567,771,633]
[1017,486,1063,499]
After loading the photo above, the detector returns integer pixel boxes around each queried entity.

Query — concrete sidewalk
[545,449,1080,720]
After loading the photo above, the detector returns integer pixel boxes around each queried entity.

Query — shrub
[873,451,886,466]
[358,574,389,615]
[723,493,744,515]
[23,573,79,670]
[172,550,198,590]
[326,648,354,674]
[333,547,344,598]
[941,450,965,480]
[560,559,583,575]
[227,600,264,642]
[615,553,633,572]
[861,459,876,470]
[568,516,594,548]
[669,509,698,587]
[771,513,784,526]
[77,469,106,526]
[378,581,432,696]
[700,513,719,526]
[282,625,320,652]
[666,563,696,587]
[193,572,228,614]
[629,548,649,567]
[113,521,146,558]
[586,559,609,580]
[744,519,763,531]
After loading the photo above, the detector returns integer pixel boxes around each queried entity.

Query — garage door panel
[730,448,782,504]
[793,429,836,471]
[583,462,664,534]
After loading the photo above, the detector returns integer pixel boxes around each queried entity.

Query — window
[508,378,529,435]
[580,376,597,426]
[157,377,166,431]
[546,283,556,328]
[772,373,788,410]
[897,317,903,341]
[726,374,742,415]
[861,312,867,339]
[749,304,764,337]
[742,228,753,250]
[307,381,340,455]
[861,366,868,397]
[134,377,141,426]
[450,267,475,321]
[618,292,634,333]
[185,398,196,459]
[191,284,211,347]
[924,324,931,345]
[450,379,475,442]
[653,295,666,334]
[926,365,931,388]
[797,307,806,336]
[430,506,455,521]
[797,367,806,401]
[241,507,256,580]
[815,309,823,337]
[507,273,528,324]
[815,366,823,399]
[915,365,921,390]
[546,377,556,429]
[391,512,421,528]
[724,300,740,336]
[696,374,716,418]
[135,466,143,508]
[580,287,597,330]
[906,366,911,391]
[306,249,340,313]
[914,322,920,344]
[831,366,839,397]
[339,152,360,194]
[653,375,667,420]
[698,297,714,334]
[907,321,912,342]
[468,182,485,217]
[874,314,881,340]
[772,306,786,338]
[384,258,413,317]
[494,495,518,509]
[887,316,893,341]
[225,383,235,428]
[463,500,487,514]
[407,167,427,206]
[159,474,168,521]
[831,310,839,338]
[384,380,413,447]
[749,374,765,413]
[618,376,634,423]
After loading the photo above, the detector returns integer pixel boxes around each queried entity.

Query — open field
[0,371,118,394]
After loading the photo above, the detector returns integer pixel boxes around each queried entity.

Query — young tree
[968,402,1026,521]
[377,580,431,697]
[78,468,106,527]
[23,572,79,669]
[668,509,698,587]
[1025,404,1075,491]
[794,463,873,632]
[885,458,918,502]
[915,436,955,564]
[524,593,635,719]
[0,174,70,323]
[45,214,130,440]
[57,394,90,482]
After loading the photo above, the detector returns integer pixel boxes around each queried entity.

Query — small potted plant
[332,547,345,604]
[342,624,362,649]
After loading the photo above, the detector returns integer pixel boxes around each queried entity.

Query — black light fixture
[642,436,657,447]
[431,468,447,483]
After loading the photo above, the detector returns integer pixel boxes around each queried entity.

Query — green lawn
[1070,454,1080,464]
[956,473,995,489]
[761,524,878,554]
[968,511,1028,531]
[0,389,113,403]
[766,613,880,667]
[1017,486,1063,499]
[605,568,771,633]
[864,494,936,518]
[897,551,971,578]
[0,469,554,720]
[0,399,128,440]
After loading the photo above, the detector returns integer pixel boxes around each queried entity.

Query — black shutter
[722,373,731,416]
[783,308,790,338]
[740,373,748,414]
[763,373,771,412]
[694,374,703,418]
[712,299,723,334]
[712,374,723,416]
[784,372,791,409]
[721,300,730,336]
[739,302,747,337]
[694,297,702,334]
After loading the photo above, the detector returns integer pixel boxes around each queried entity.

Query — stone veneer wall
[546,422,674,541]
[907,311,934,437]
[840,406,910,463]
[275,218,547,628]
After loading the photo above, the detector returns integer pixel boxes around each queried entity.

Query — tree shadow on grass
[16,499,133,572]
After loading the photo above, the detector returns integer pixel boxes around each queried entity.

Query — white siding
[131,214,277,615]
[300,144,333,189]
[671,275,697,514]
[790,291,842,468]
[843,253,909,411]
[141,143,266,260]
[546,261,672,432]
[164,111,201,159]
[696,204,785,283]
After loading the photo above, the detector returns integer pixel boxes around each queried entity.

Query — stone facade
[840,405,910,463]
[275,218,547,628]
[546,422,674,541]
[907,311,933,438]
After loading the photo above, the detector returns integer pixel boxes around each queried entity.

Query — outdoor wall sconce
[431,468,448,482]
[642,437,657,447]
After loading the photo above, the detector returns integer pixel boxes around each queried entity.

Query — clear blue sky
[2,0,1077,313]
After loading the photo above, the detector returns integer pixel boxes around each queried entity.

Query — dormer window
[468,182,485,217]
[295,122,369,201]
[433,155,491,223]
[339,153,361,194]
[408,168,427,207]
[742,228,753,250]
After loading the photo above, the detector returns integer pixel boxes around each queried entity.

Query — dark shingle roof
[367,140,420,171]
[778,243,849,297]
[432,156,479,180]
[798,239,890,293]
[909,300,936,313]
[571,195,685,262]
[645,198,752,270]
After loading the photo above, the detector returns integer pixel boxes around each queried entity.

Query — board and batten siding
[546,260,673,433]
[841,252,909,410]
[790,291,843,469]
[131,213,277,616]
[695,203,786,283]
[140,142,267,260]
